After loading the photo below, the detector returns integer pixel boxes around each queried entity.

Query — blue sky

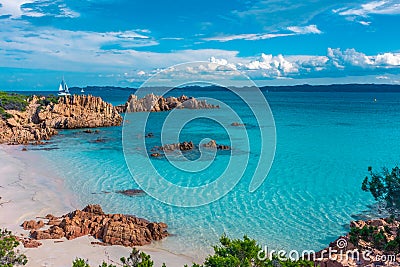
[0,0,400,90]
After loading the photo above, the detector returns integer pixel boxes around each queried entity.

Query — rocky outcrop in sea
[21,204,168,247]
[0,95,122,144]
[116,93,219,112]
[150,140,231,158]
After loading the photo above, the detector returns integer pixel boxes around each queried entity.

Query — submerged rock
[151,140,230,157]
[83,129,100,134]
[116,189,146,196]
[158,141,194,151]
[231,122,245,127]
[203,140,217,148]
[202,140,231,150]
[145,132,154,138]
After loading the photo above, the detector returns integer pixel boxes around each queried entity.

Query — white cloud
[243,53,298,75]
[0,21,239,74]
[0,0,34,18]
[0,21,157,62]
[0,0,79,18]
[376,75,389,79]
[161,37,184,40]
[0,18,399,82]
[287,24,322,34]
[231,1,342,32]
[204,24,321,42]
[203,33,294,42]
[375,53,400,65]
[335,0,400,24]
[56,3,79,18]
[359,21,371,26]
[327,48,400,68]
[205,48,400,80]
[327,48,373,68]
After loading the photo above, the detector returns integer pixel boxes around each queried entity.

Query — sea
[17,86,400,260]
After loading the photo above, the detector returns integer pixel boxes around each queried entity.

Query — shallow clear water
[28,89,400,259]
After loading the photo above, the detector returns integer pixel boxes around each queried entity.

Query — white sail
[64,82,69,93]
[58,78,71,96]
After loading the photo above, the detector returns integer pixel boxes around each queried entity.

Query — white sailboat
[81,88,85,93]
[58,78,71,96]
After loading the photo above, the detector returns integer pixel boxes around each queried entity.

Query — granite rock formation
[159,141,195,151]
[33,95,122,129]
[314,217,400,267]
[231,122,245,127]
[23,204,168,247]
[202,140,231,150]
[0,95,122,144]
[116,93,219,113]
[16,236,42,248]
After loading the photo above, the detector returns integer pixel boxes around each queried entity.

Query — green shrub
[202,234,313,267]
[72,258,90,267]
[37,94,59,106]
[0,107,12,119]
[384,240,399,252]
[72,248,152,267]
[0,91,29,119]
[120,248,154,267]
[0,228,28,266]
[0,92,28,112]
[372,230,387,249]
[70,235,313,267]
[362,166,400,216]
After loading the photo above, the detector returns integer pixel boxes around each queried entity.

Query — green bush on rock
[0,228,28,266]
[362,166,400,216]
[0,92,29,119]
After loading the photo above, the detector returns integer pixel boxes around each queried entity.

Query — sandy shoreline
[0,145,194,267]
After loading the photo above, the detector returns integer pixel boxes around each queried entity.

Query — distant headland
[66,83,400,93]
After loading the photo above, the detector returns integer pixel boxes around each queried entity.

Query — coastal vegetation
[72,248,155,267]
[0,92,28,119]
[0,93,122,144]
[349,220,400,253]
[362,166,400,217]
[0,228,27,266]
[0,91,60,119]
[71,235,313,267]
[36,94,59,106]
[344,164,400,255]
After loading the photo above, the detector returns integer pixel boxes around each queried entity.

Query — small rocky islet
[150,140,231,158]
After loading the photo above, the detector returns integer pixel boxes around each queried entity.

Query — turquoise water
[28,89,400,259]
